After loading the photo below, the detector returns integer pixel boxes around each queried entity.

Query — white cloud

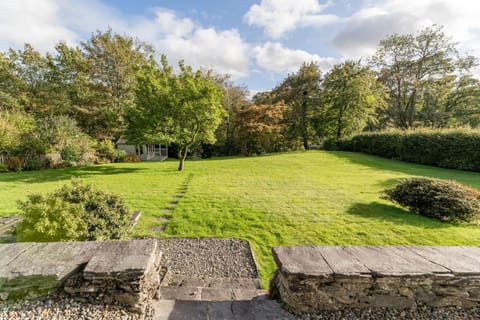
[244,0,340,38]
[0,0,76,52]
[333,0,480,60]
[129,8,250,79]
[0,1,250,79]
[254,42,337,73]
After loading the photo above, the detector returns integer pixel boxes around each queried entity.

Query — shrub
[60,145,80,163]
[6,156,23,172]
[97,140,117,162]
[23,157,47,171]
[322,138,340,151]
[384,177,480,222]
[16,179,131,242]
[115,149,127,162]
[326,129,480,171]
[0,163,8,172]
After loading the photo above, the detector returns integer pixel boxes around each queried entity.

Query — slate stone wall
[0,239,161,315]
[271,246,480,314]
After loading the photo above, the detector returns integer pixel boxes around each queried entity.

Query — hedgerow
[324,129,480,171]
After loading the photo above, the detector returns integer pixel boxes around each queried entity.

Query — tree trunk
[336,107,345,139]
[301,101,309,150]
[177,146,189,171]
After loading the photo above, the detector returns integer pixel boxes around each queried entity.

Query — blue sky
[0,0,479,94]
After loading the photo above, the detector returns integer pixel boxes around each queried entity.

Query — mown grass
[1,151,480,286]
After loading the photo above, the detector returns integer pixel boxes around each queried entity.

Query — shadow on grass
[0,164,153,184]
[329,151,479,179]
[347,202,452,229]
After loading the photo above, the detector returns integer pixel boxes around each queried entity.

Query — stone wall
[0,239,161,315]
[271,246,480,314]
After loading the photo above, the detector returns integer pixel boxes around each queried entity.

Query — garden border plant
[15,178,131,242]
[384,177,480,222]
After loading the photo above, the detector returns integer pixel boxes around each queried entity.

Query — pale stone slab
[317,246,370,275]
[345,246,448,276]
[0,243,35,269]
[1,241,99,279]
[458,246,480,265]
[84,239,158,276]
[408,246,480,275]
[160,286,202,301]
[272,246,333,276]
[387,246,450,274]
[201,287,234,301]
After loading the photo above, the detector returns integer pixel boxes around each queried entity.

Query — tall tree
[272,62,322,149]
[215,81,250,155]
[234,102,286,155]
[318,61,387,139]
[7,44,52,115]
[126,57,225,171]
[418,75,480,128]
[0,52,25,111]
[371,25,477,129]
[63,29,154,140]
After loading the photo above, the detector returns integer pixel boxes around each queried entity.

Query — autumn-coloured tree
[234,102,286,155]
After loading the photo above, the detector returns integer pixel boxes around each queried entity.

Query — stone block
[272,245,480,314]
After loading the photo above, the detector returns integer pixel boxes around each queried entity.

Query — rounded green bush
[16,179,131,242]
[384,177,480,222]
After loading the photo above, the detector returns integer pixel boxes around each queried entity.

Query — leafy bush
[97,140,117,161]
[23,157,47,171]
[324,129,480,171]
[96,140,127,162]
[16,179,131,242]
[322,138,340,151]
[0,163,8,172]
[384,177,480,222]
[60,145,80,163]
[6,156,23,171]
[115,149,127,162]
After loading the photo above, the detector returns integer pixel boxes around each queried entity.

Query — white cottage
[116,138,168,161]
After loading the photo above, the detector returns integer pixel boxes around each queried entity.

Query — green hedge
[324,129,480,171]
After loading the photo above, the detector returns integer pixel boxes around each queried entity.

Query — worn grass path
[1,151,480,286]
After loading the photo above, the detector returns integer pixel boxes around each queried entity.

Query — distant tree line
[1,25,480,171]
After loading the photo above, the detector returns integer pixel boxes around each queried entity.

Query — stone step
[159,274,266,301]
[160,285,268,301]
[161,274,261,289]
[153,297,295,320]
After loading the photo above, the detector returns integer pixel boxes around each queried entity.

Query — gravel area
[297,305,480,320]
[157,238,258,278]
[0,297,148,320]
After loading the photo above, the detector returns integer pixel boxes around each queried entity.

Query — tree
[272,62,322,149]
[0,112,35,154]
[318,61,387,139]
[234,102,286,155]
[418,75,480,128]
[127,56,225,171]
[371,25,477,129]
[0,52,24,111]
[215,81,250,155]
[78,30,153,140]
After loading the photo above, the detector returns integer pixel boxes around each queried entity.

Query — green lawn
[1,151,480,286]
